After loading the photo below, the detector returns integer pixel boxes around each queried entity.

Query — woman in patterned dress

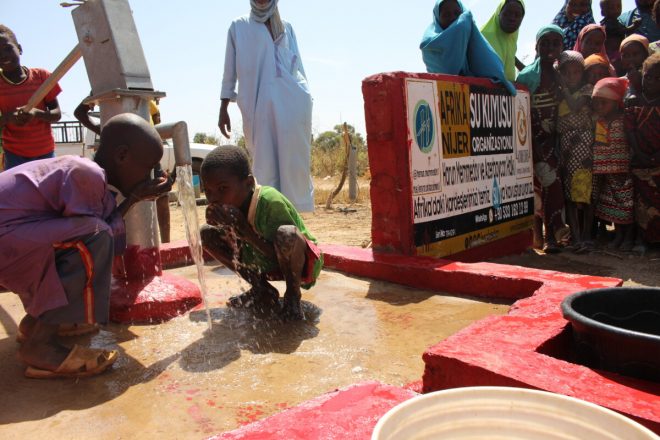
[517,25,571,252]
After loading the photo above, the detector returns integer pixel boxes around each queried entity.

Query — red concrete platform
[321,244,660,434]
[160,240,213,268]
[208,382,417,440]
[110,273,202,323]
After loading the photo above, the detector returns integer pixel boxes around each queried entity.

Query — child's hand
[12,108,35,126]
[206,204,246,231]
[130,176,172,202]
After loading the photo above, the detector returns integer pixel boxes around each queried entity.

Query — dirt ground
[169,178,660,289]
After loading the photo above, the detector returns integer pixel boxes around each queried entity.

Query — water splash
[176,165,212,330]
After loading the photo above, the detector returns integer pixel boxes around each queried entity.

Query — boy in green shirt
[200,145,322,320]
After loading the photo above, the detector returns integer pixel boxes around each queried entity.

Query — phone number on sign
[493,199,529,222]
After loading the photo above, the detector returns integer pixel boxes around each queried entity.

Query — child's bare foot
[18,314,37,342]
[17,316,99,343]
[607,228,624,249]
[533,217,544,249]
[280,289,304,321]
[17,321,69,371]
[542,239,561,254]
[227,285,280,313]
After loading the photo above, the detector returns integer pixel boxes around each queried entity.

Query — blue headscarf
[420,0,517,95]
[552,0,594,51]
[516,25,564,94]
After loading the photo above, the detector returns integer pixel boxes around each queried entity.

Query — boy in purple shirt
[0,113,171,378]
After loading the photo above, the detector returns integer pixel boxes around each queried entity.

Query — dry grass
[313,179,370,206]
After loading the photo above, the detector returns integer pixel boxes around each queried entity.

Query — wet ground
[0,265,510,439]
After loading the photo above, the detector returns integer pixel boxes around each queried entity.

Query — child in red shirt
[0,24,62,169]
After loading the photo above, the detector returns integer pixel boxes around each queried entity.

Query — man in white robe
[218,0,314,212]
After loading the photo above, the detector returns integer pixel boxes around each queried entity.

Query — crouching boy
[200,145,322,320]
[0,113,171,378]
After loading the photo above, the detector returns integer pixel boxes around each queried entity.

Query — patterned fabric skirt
[558,115,594,203]
[632,167,660,242]
[593,173,634,224]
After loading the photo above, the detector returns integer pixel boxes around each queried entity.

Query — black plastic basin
[561,287,660,382]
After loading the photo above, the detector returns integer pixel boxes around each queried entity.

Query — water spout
[155,121,192,167]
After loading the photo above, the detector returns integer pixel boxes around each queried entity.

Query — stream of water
[176,164,212,329]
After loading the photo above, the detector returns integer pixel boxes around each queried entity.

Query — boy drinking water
[0,113,171,378]
[200,145,322,321]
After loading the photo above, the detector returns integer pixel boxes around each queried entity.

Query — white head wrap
[250,0,285,40]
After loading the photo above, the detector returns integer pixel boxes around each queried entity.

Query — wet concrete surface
[0,265,510,439]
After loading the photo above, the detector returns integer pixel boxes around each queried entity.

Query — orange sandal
[24,345,118,379]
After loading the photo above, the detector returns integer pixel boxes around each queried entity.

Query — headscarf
[552,0,595,50]
[558,50,584,68]
[584,53,616,76]
[592,77,629,106]
[516,25,564,94]
[620,34,650,53]
[572,24,608,59]
[480,0,525,81]
[250,0,284,40]
[420,0,517,94]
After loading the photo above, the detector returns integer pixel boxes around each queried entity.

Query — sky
[2,0,640,142]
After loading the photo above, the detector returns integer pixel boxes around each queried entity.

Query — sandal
[554,225,571,245]
[24,344,118,379]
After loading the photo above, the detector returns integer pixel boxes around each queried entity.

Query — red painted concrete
[160,240,214,269]
[362,71,532,259]
[209,382,417,440]
[109,273,202,323]
[113,245,162,278]
[110,244,203,323]
[321,244,543,300]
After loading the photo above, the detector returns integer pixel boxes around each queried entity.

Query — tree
[193,132,219,145]
[311,124,367,177]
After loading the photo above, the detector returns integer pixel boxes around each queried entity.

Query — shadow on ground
[183,301,321,373]
[492,245,660,287]
[0,323,178,425]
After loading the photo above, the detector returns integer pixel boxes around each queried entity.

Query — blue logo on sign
[414,100,434,153]
[492,177,502,208]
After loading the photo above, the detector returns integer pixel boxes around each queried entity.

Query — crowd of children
[423,0,659,253]
[517,2,659,254]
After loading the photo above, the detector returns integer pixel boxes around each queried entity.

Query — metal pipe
[155,121,192,166]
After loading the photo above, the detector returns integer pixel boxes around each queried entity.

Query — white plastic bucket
[372,387,658,440]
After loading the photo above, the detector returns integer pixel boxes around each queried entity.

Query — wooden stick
[21,44,82,113]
